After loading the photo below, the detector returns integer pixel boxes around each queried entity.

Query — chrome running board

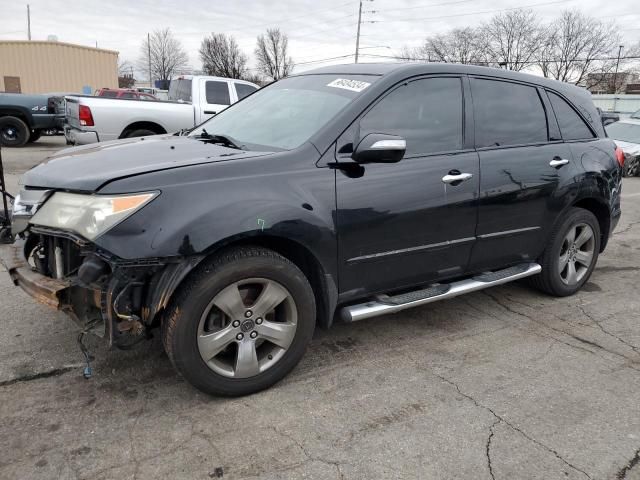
[341,262,541,322]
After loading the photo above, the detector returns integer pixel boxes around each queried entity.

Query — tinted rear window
[472,79,547,148]
[235,83,258,100]
[168,79,192,102]
[205,81,230,105]
[548,92,594,140]
[99,90,117,98]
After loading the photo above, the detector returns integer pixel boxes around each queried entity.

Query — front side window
[548,92,595,141]
[206,81,231,105]
[359,77,463,156]
[472,79,548,148]
[189,74,378,151]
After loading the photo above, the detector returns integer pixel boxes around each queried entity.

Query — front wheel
[162,247,316,396]
[530,208,600,296]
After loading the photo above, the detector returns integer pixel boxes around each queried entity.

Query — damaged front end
[0,228,202,348]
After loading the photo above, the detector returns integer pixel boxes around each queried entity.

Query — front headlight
[30,191,158,240]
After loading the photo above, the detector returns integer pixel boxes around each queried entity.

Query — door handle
[204,110,217,114]
[549,158,570,168]
[442,172,473,184]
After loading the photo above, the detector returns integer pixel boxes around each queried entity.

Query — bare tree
[255,28,293,80]
[200,33,248,78]
[538,10,621,87]
[138,28,189,83]
[418,28,487,64]
[479,9,543,71]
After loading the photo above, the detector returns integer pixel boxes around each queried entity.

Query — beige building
[0,40,118,94]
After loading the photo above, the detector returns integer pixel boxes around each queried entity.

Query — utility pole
[27,4,31,40]
[147,32,152,88]
[355,0,362,63]
[612,45,624,94]
[355,0,375,63]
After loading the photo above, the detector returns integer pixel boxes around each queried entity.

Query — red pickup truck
[95,88,157,100]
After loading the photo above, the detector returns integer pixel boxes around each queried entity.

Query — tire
[624,156,640,177]
[529,208,600,297]
[125,129,156,138]
[0,116,29,147]
[28,129,42,143]
[162,246,316,396]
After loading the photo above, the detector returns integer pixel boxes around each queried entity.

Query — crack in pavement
[270,425,345,480]
[613,221,640,236]
[433,373,593,479]
[486,419,501,480]
[577,305,640,356]
[0,366,80,387]
[482,291,640,369]
[616,448,640,479]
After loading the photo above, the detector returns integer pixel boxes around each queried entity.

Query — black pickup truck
[0,93,65,147]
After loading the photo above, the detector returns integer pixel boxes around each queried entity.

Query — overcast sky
[2,0,640,76]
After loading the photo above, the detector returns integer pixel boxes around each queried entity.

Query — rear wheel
[624,156,639,177]
[125,129,156,138]
[162,247,316,396]
[530,208,600,296]
[0,116,29,147]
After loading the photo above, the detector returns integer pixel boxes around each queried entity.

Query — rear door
[468,77,577,271]
[336,76,480,297]
[197,79,232,123]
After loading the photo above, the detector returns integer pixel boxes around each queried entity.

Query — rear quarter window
[547,91,595,141]
[471,79,548,148]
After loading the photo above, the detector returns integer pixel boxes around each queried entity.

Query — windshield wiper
[197,129,244,150]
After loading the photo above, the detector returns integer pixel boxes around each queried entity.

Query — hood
[613,140,640,157]
[21,134,272,192]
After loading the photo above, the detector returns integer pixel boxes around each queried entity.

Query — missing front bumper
[0,240,71,309]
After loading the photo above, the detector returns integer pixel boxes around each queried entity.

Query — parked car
[95,88,157,100]
[606,118,640,176]
[0,93,65,146]
[2,63,623,396]
[597,107,619,126]
[136,87,169,101]
[64,76,259,145]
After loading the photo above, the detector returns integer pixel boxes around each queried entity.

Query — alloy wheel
[558,223,595,285]
[197,278,297,378]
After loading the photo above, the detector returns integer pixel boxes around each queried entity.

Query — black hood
[21,135,272,192]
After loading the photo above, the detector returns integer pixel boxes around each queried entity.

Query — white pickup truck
[64,75,259,145]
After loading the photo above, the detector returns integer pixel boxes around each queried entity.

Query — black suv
[1,63,624,396]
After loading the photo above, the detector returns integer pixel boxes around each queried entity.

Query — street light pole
[613,45,624,94]
[27,4,31,41]
[355,0,362,63]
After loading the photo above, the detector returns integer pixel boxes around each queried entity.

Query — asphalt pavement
[1,138,639,480]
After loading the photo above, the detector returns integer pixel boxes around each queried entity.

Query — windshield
[606,121,640,144]
[189,74,377,151]
[632,109,640,119]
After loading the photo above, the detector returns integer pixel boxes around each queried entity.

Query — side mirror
[353,133,406,164]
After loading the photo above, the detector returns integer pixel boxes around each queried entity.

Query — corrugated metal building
[0,40,118,94]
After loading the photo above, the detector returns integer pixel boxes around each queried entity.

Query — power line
[372,0,573,24]
[359,52,640,65]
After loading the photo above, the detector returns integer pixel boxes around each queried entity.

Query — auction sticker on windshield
[327,78,371,92]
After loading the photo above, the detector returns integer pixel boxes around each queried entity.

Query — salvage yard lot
[1,140,639,480]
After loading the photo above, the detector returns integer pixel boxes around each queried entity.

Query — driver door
[336,76,480,298]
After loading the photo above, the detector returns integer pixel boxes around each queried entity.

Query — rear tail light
[615,146,625,167]
[78,104,94,127]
